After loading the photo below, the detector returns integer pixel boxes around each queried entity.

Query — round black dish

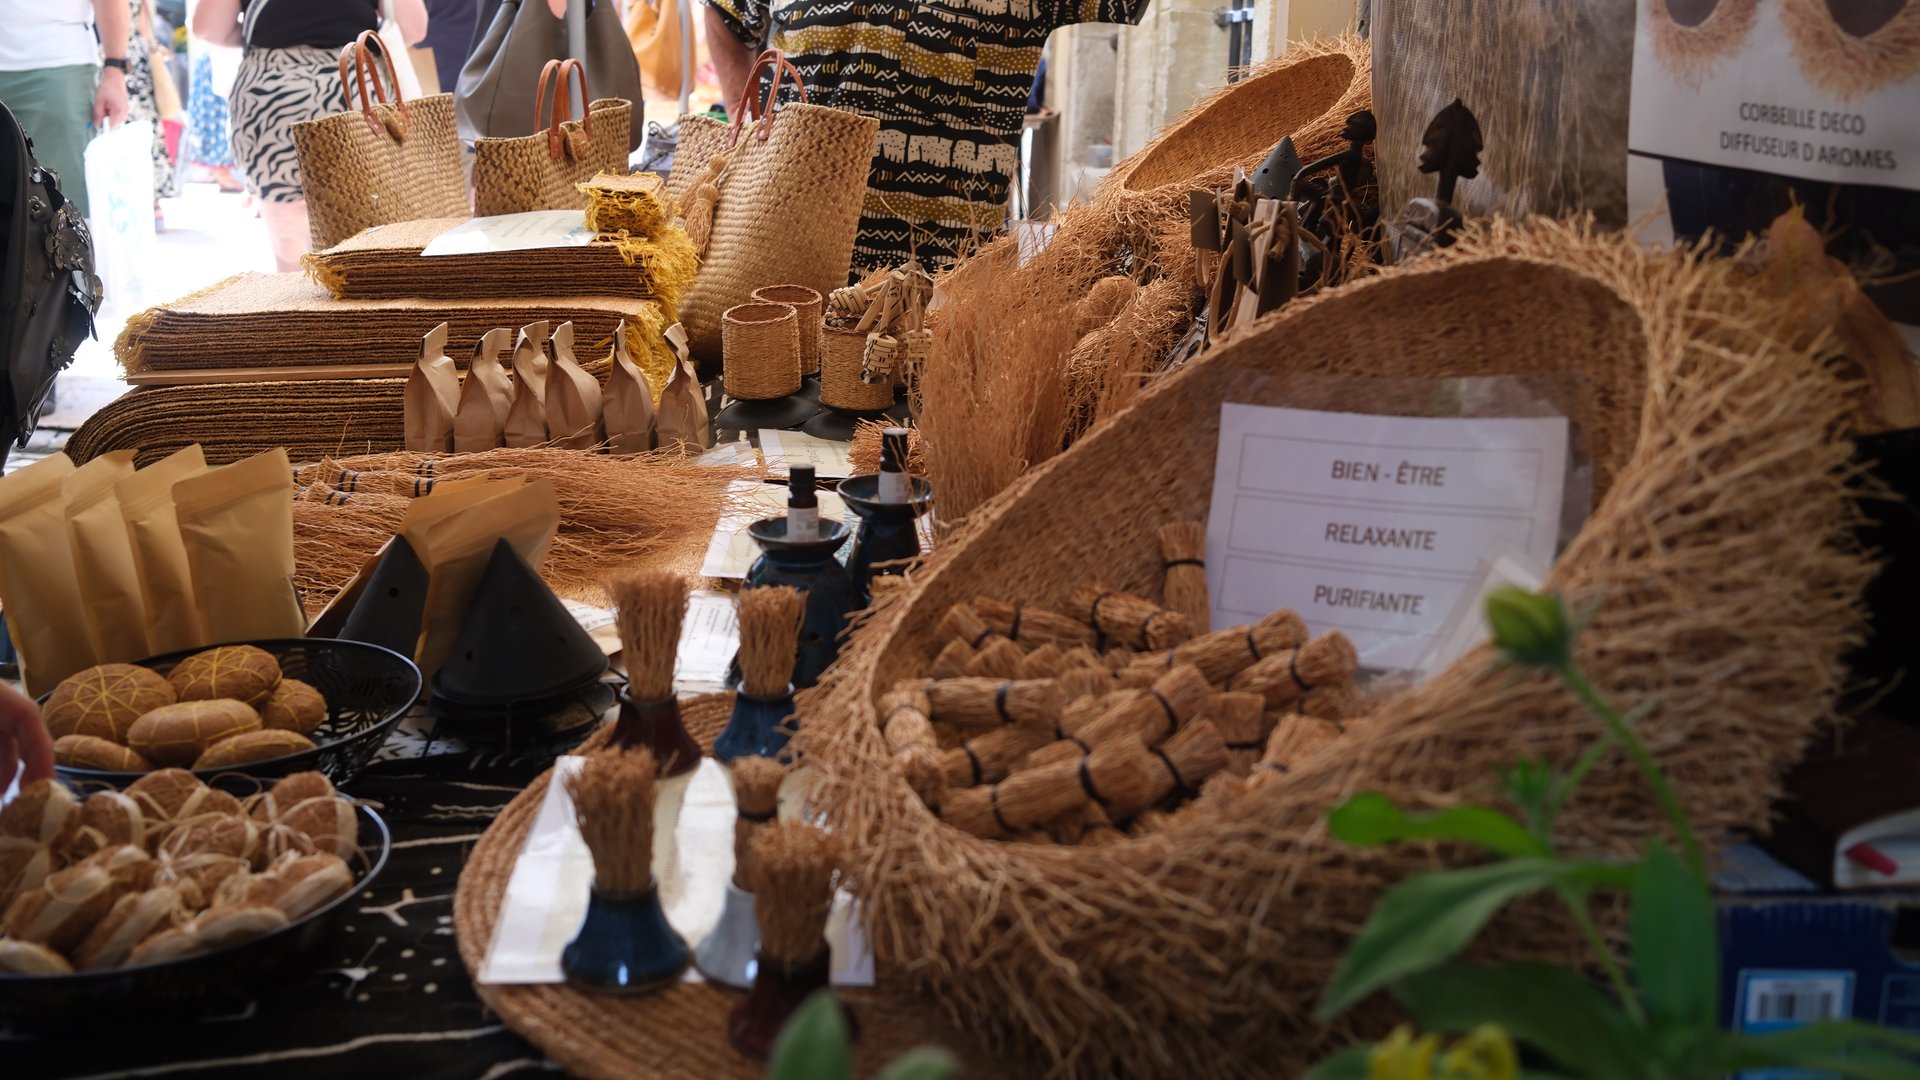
[0,802,391,1027]
[49,638,422,790]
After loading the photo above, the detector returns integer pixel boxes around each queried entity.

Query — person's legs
[258,197,311,272]
[0,65,100,217]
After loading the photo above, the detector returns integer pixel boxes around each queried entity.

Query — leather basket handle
[726,48,807,148]
[550,59,592,160]
[337,30,411,140]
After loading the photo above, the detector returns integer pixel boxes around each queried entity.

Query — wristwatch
[102,57,129,72]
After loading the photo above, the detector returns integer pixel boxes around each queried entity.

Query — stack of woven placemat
[303,215,699,316]
[115,272,669,375]
[67,379,405,467]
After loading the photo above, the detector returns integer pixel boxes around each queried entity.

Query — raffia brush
[973,597,1097,648]
[745,822,841,966]
[936,602,1002,651]
[1125,608,1309,684]
[1104,719,1229,819]
[739,586,805,698]
[942,731,1163,839]
[1016,644,1066,680]
[1158,522,1211,631]
[1073,583,1196,651]
[1057,667,1116,702]
[1212,691,1273,776]
[1301,682,1364,723]
[611,569,688,701]
[929,640,976,679]
[964,638,1027,680]
[1026,689,1147,768]
[925,677,1062,733]
[940,725,1052,787]
[1247,713,1345,789]
[568,747,659,894]
[1074,664,1213,751]
[731,756,787,887]
[878,682,936,752]
[1057,646,1107,673]
[1229,631,1358,710]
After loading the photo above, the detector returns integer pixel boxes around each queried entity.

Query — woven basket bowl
[721,302,802,400]
[753,285,825,374]
[797,222,1869,1077]
[820,326,895,411]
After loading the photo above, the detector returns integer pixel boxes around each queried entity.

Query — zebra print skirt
[230,45,347,204]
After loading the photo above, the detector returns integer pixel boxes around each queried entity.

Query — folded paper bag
[454,327,516,453]
[62,451,146,664]
[175,447,307,643]
[504,320,555,449]
[603,319,656,454]
[546,321,605,452]
[116,445,210,655]
[402,478,560,680]
[405,321,461,453]
[0,455,92,694]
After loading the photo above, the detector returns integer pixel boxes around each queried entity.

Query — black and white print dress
[228,19,349,203]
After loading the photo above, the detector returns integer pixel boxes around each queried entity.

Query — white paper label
[1205,404,1568,671]
[760,429,854,481]
[788,505,820,542]
[420,211,595,257]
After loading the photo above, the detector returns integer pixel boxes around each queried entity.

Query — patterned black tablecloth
[7,724,572,1080]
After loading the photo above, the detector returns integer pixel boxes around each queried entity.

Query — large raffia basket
[472,94,634,217]
[66,380,404,467]
[797,219,1872,1077]
[918,38,1371,521]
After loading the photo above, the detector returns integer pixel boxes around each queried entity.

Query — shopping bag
[625,0,691,108]
[669,50,877,365]
[457,0,645,151]
[471,57,632,215]
[292,31,468,249]
[84,121,158,310]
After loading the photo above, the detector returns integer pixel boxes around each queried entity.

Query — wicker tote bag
[292,33,468,249]
[671,50,878,365]
[472,59,633,216]
[458,0,645,152]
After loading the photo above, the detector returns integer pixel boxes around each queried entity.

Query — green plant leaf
[768,990,853,1080]
[1297,1047,1373,1080]
[1318,858,1583,1019]
[1630,839,1718,1033]
[1724,1019,1920,1077]
[1394,962,1650,1080]
[874,1047,960,1080]
[1329,792,1547,857]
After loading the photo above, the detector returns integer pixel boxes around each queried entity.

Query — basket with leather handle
[667,49,877,367]
[473,58,634,216]
[292,31,467,249]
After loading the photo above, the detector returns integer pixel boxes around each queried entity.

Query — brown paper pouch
[404,322,461,453]
[0,455,95,693]
[63,451,148,663]
[454,328,516,453]
[117,444,210,655]
[655,324,709,452]
[404,479,560,679]
[604,319,656,454]
[503,373,550,448]
[546,323,605,451]
[175,447,306,643]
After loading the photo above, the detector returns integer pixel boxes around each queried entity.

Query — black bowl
[49,638,422,790]
[0,802,390,1026]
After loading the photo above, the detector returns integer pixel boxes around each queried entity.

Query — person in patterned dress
[702,0,1149,276]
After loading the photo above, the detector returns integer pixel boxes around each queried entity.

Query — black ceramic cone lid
[431,539,609,705]
[336,536,429,658]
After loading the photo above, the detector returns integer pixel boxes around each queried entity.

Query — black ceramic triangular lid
[336,536,429,658]
[430,539,609,704]
[1251,134,1301,200]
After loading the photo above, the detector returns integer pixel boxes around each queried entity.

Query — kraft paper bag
[654,324,710,452]
[503,320,554,448]
[603,319,656,454]
[0,454,92,694]
[455,327,517,452]
[116,444,210,656]
[175,447,306,643]
[546,321,605,451]
[405,321,462,453]
[63,451,147,663]
[402,479,560,679]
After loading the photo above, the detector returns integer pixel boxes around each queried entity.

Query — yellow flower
[1439,1025,1519,1080]
[1370,1026,1441,1080]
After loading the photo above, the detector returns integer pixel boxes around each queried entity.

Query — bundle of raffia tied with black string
[793,218,1874,1076]
[919,38,1372,522]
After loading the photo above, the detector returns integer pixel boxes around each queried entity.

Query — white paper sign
[1205,404,1568,671]
[673,589,739,695]
[760,429,854,481]
[420,211,595,257]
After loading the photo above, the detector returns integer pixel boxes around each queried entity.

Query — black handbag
[0,100,100,470]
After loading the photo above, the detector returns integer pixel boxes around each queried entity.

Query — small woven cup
[722,303,802,400]
[752,285,824,375]
[821,326,895,411]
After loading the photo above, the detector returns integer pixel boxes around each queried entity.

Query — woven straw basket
[752,285,824,374]
[820,326,893,411]
[797,219,1871,1077]
[721,302,801,399]
[473,97,634,217]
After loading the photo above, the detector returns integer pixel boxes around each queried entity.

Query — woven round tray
[454,692,999,1078]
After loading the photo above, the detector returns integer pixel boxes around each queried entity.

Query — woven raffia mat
[454,693,1005,1079]
[116,272,668,374]
[66,379,405,467]
[797,218,1874,1077]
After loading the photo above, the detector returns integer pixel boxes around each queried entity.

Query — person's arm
[92,0,132,125]
[0,682,54,787]
[392,0,429,47]
[139,0,158,48]
[191,0,245,47]
[704,3,758,113]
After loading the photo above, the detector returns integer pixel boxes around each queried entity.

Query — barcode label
[1750,984,1840,1023]
[1738,969,1854,1035]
